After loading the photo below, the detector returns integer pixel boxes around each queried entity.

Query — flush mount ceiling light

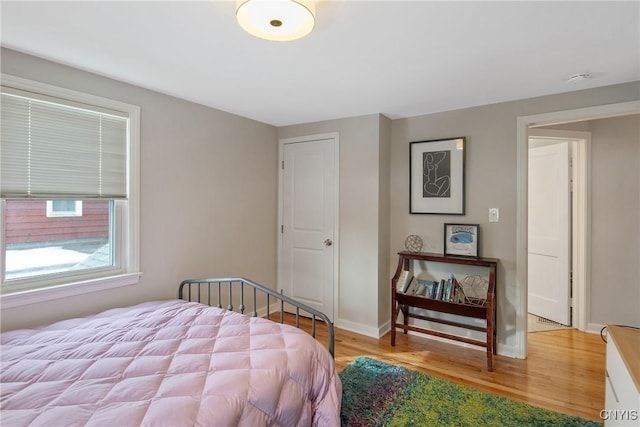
[236,0,316,42]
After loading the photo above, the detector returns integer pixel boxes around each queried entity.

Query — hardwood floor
[332,326,606,423]
[270,312,605,422]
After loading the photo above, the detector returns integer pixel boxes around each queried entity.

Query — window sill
[0,272,142,309]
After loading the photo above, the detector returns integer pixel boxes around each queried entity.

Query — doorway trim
[515,100,640,359]
[277,132,340,321]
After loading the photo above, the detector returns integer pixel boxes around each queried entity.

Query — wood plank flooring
[271,313,606,422]
[333,326,605,423]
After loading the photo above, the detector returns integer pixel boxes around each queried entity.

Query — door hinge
[281,160,284,170]
[281,225,284,234]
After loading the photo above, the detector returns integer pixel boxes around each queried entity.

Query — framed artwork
[409,137,465,214]
[444,223,479,257]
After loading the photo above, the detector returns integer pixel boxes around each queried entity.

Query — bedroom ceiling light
[236,0,316,42]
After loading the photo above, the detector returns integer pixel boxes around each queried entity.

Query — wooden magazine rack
[390,251,498,370]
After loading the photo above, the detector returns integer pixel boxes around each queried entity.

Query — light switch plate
[489,208,499,222]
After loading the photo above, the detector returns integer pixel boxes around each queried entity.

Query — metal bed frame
[178,277,335,358]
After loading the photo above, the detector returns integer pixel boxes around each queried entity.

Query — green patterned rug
[339,357,601,427]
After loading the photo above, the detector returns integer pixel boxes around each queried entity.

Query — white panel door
[528,140,571,326]
[281,137,336,319]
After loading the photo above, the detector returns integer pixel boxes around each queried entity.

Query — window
[5,199,112,281]
[1,75,140,305]
[46,200,83,217]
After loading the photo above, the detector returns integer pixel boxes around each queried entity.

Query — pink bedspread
[1,300,342,426]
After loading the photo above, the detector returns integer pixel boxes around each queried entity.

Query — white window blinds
[1,87,128,199]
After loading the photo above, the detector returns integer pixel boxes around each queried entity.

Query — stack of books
[404,274,467,304]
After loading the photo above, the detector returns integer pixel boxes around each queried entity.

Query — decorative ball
[405,235,423,252]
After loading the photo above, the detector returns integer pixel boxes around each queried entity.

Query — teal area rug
[339,357,601,427]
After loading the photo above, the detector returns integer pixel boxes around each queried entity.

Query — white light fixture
[236,0,316,42]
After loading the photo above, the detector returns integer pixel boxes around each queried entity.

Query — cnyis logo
[599,409,639,421]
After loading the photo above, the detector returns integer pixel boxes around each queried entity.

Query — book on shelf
[455,280,466,304]
[396,270,414,293]
[405,277,418,295]
[415,279,431,297]
[414,283,428,296]
[399,273,468,304]
[437,279,446,300]
[444,279,452,301]
[426,281,436,299]
[446,274,457,302]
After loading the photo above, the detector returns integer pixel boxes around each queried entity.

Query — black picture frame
[444,223,479,257]
[409,137,465,214]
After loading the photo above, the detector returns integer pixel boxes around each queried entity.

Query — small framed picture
[444,223,479,257]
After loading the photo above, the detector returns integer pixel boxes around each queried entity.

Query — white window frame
[0,74,141,308]
[46,200,83,217]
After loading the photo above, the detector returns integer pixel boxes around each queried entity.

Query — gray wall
[1,48,279,331]
[2,48,639,355]
[589,115,640,327]
[539,115,640,328]
[278,114,391,336]
[390,82,640,353]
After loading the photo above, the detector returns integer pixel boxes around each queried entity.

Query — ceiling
[1,1,639,127]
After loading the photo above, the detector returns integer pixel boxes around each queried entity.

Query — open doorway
[515,100,640,359]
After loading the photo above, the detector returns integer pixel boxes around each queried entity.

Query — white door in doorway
[279,135,337,320]
[528,140,571,326]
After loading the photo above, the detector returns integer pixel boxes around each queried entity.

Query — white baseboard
[587,322,606,335]
[389,322,518,359]
[257,304,386,339]
[257,303,307,320]
[497,342,520,359]
[255,302,278,319]
[260,304,518,360]
[335,318,382,338]
[402,329,484,351]
[378,320,391,337]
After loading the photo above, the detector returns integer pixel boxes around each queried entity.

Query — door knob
[324,239,333,246]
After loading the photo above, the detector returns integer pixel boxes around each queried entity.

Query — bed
[1,277,341,426]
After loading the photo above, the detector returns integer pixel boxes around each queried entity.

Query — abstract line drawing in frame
[409,137,465,214]
[444,223,479,257]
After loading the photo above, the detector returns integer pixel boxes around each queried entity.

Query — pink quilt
[1,300,342,426]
